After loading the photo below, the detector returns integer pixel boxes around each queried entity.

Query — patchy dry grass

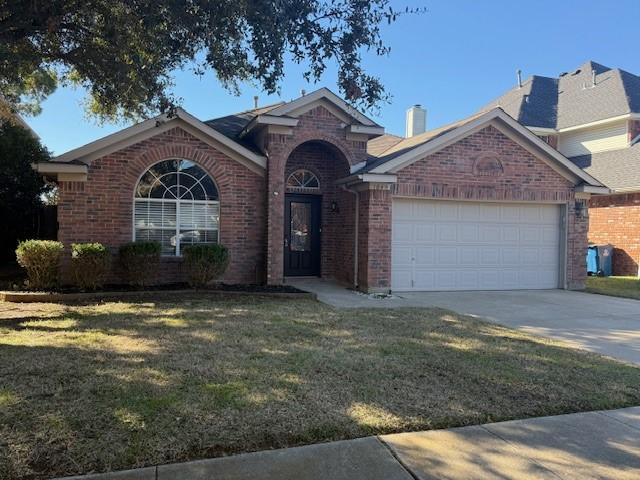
[586,276,640,300]
[1,296,640,479]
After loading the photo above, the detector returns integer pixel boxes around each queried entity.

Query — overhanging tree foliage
[0,121,51,262]
[0,1,423,121]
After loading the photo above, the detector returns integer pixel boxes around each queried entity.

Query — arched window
[286,169,320,192]
[133,159,219,256]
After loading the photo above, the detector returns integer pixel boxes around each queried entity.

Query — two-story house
[480,61,640,276]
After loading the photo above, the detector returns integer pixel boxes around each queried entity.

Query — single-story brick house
[36,88,607,292]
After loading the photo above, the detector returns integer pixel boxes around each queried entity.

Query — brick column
[566,199,589,289]
[357,184,392,292]
[265,137,287,285]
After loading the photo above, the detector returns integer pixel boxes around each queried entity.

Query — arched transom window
[134,159,219,256]
[286,169,320,192]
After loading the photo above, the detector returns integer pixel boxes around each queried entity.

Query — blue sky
[25,0,640,155]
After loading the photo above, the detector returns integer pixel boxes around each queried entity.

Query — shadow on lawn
[1,297,640,479]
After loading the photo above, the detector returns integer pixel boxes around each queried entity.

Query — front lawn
[585,276,640,300]
[2,297,640,479]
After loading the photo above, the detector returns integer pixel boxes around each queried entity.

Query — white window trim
[132,160,220,256]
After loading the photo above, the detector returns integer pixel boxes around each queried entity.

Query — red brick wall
[357,186,392,292]
[386,125,587,290]
[588,193,640,276]
[264,105,367,284]
[57,127,266,285]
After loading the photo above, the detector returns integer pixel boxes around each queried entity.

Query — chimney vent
[517,69,522,89]
[300,89,306,96]
[406,105,427,137]
[253,96,259,109]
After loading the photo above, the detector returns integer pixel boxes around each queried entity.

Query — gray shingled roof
[478,61,640,130]
[570,143,640,192]
[203,103,284,154]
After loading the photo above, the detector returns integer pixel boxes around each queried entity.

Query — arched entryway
[283,140,353,281]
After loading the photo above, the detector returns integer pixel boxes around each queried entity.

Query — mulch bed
[0,283,313,303]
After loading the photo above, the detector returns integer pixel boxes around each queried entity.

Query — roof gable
[366,108,603,187]
[52,109,267,174]
[266,87,380,127]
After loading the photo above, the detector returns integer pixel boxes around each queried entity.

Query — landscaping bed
[0,283,310,303]
[1,297,640,479]
[585,276,640,300]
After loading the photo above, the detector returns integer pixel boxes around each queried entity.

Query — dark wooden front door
[284,194,321,276]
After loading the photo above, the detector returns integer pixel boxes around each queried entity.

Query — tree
[0,121,51,262]
[0,1,423,122]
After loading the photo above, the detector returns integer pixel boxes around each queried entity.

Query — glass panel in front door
[290,202,311,251]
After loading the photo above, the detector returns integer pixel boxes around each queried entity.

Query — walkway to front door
[284,194,321,276]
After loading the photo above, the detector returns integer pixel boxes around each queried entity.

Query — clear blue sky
[25,0,640,155]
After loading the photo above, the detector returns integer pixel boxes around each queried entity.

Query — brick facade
[357,186,392,292]
[55,110,591,291]
[262,105,367,285]
[588,193,640,276]
[57,127,266,284]
[384,125,588,290]
[284,141,354,284]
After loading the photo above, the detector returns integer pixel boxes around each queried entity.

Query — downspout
[343,185,359,289]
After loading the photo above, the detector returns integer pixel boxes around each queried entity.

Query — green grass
[1,296,640,479]
[585,276,640,300]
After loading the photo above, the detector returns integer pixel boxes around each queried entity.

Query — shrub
[15,240,64,290]
[182,244,229,288]
[118,241,161,287]
[71,243,110,290]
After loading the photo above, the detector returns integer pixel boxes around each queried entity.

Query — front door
[284,194,321,276]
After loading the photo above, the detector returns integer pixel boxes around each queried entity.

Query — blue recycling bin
[597,244,613,277]
[586,246,599,275]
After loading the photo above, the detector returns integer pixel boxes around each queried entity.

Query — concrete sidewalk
[61,407,640,480]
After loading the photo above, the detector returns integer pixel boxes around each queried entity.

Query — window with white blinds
[133,159,219,255]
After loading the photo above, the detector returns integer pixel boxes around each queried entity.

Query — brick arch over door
[282,140,355,283]
[279,134,357,169]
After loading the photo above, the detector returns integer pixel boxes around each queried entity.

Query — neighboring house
[35,87,605,292]
[479,61,640,276]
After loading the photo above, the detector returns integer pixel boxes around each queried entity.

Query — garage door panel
[437,247,458,265]
[437,224,457,241]
[392,199,561,291]
[393,222,413,242]
[392,246,413,265]
[392,269,412,290]
[415,202,437,219]
[415,246,435,265]
[460,225,480,242]
[393,200,414,220]
[415,224,435,241]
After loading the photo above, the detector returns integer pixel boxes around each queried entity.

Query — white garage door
[392,199,562,291]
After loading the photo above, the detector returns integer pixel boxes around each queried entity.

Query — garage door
[392,199,562,291]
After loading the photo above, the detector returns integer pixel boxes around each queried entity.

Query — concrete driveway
[288,279,640,365]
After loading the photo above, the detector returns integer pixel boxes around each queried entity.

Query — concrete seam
[375,436,421,480]
[478,425,564,480]
[597,410,640,432]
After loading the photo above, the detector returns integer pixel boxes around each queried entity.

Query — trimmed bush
[182,244,229,288]
[118,241,161,287]
[71,243,110,290]
[15,240,64,290]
